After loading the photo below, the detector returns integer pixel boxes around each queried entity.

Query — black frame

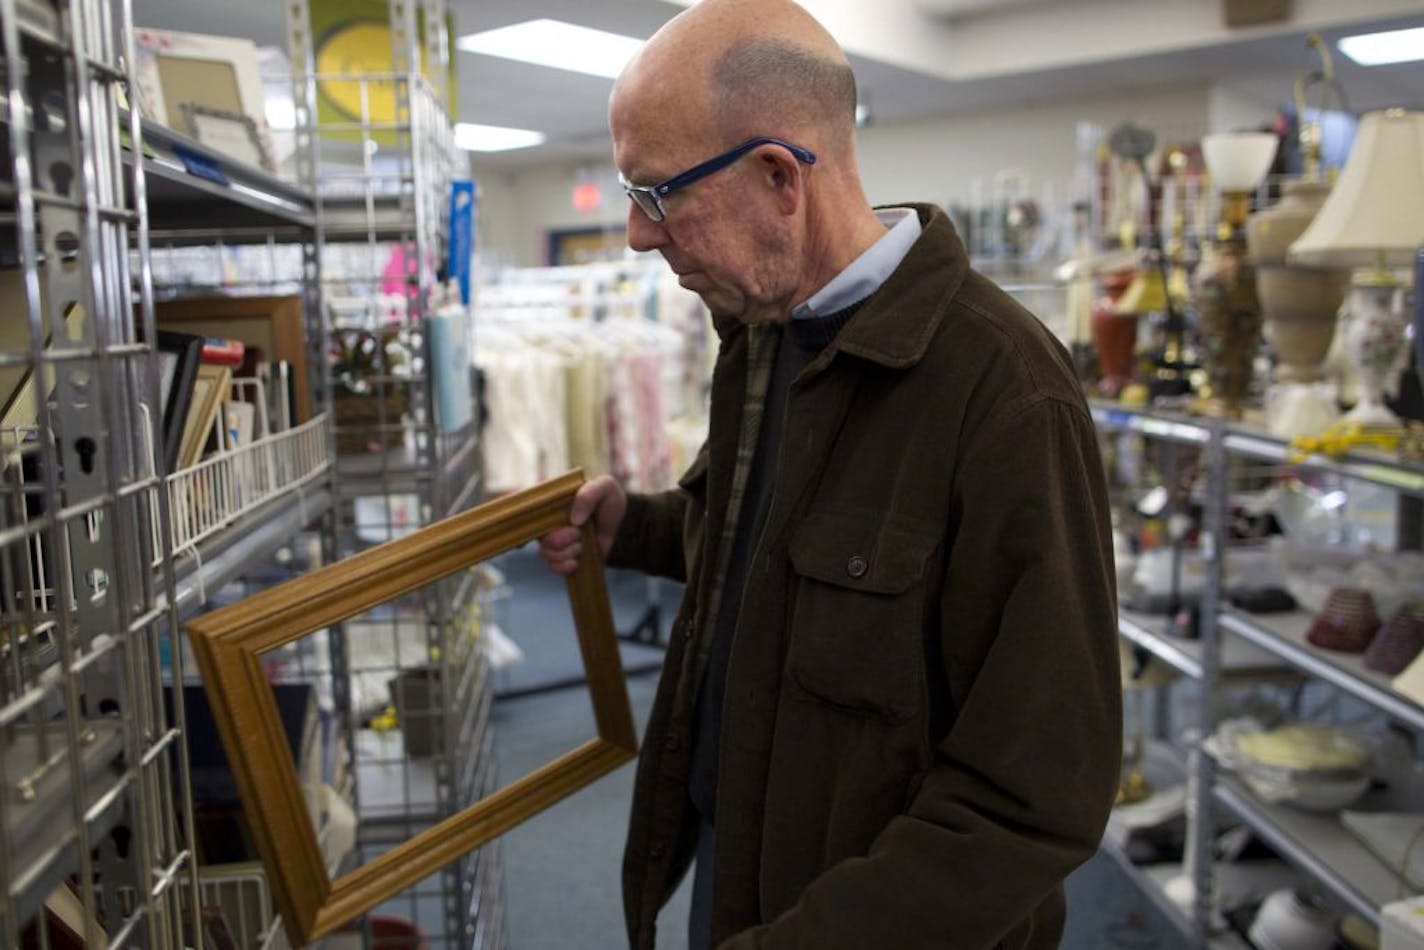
[154,330,203,474]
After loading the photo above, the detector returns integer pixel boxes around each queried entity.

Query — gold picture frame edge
[188,633,328,937]
[191,471,586,651]
[314,738,634,938]
[186,470,637,946]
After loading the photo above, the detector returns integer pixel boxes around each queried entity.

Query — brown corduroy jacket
[608,204,1121,949]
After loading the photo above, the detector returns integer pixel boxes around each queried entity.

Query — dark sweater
[688,301,865,821]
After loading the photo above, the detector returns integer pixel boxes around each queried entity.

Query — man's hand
[538,475,628,576]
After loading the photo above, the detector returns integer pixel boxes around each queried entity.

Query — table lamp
[1107,122,1195,399]
[1246,37,1352,438]
[1290,109,1424,427]
[1193,131,1278,416]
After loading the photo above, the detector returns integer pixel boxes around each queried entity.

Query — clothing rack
[476,261,709,697]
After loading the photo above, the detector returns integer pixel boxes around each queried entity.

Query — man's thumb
[568,484,602,527]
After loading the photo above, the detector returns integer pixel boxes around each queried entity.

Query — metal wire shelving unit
[0,0,335,946]
[0,0,537,944]
[1092,399,1424,947]
[288,0,502,946]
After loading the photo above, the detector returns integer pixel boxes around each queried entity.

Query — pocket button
[846,555,869,579]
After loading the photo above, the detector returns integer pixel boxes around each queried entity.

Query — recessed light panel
[1338,27,1424,66]
[454,123,547,152]
[457,19,644,79]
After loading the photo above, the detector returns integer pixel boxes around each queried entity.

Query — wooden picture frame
[154,296,310,425]
[186,471,637,946]
[176,363,231,470]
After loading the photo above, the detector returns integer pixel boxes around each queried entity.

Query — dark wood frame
[186,471,637,946]
[154,296,311,424]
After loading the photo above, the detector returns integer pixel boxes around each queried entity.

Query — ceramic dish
[1236,724,1372,812]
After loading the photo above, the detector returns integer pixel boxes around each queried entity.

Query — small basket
[1306,587,1382,654]
[334,382,410,454]
[1364,607,1424,675]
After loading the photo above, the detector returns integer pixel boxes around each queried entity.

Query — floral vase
[1341,282,1409,426]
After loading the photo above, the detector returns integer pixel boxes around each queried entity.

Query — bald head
[711,37,857,150]
[609,0,886,323]
[614,0,858,158]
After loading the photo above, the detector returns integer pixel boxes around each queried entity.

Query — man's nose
[626,203,669,253]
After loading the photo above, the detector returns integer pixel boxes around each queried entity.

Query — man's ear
[755,146,805,216]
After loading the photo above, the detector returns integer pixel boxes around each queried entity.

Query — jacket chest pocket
[786,510,941,723]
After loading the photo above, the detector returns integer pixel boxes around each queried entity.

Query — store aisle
[489,548,1189,949]
[490,549,691,949]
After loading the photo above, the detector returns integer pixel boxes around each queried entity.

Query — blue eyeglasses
[620,136,817,223]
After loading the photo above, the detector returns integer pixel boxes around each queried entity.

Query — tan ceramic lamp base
[1247,178,1349,385]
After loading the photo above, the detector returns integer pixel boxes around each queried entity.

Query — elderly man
[538,0,1121,946]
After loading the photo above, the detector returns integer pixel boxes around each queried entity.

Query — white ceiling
[134,0,1424,169]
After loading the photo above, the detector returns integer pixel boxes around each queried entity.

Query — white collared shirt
[790,208,921,320]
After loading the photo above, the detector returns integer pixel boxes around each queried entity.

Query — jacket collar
[828,203,969,369]
[708,203,969,367]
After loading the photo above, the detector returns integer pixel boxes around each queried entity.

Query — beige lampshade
[1290,109,1424,268]
[1202,131,1278,191]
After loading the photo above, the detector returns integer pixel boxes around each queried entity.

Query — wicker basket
[333,382,410,455]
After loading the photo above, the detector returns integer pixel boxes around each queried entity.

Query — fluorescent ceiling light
[1338,26,1424,66]
[457,19,644,79]
[455,122,547,152]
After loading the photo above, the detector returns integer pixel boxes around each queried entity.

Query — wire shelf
[161,413,331,561]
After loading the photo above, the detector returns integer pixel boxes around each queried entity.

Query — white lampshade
[1290,109,1424,268]
[1202,131,1278,191]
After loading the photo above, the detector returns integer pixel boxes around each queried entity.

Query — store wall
[473,163,626,269]
[854,82,1213,210]
[475,81,1272,268]
[1208,75,1288,137]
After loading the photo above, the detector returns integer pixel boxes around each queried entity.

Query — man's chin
[684,283,777,325]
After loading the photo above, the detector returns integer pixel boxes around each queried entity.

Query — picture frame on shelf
[185,471,638,947]
[153,330,203,474]
[176,363,231,470]
[177,104,272,173]
[154,296,311,424]
[131,27,277,173]
[0,295,87,445]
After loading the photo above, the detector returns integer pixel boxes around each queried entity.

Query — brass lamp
[1290,109,1424,427]
[1193,131,1278,416]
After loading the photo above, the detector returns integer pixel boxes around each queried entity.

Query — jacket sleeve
[606,488,691,582]
[722,395,1121,949]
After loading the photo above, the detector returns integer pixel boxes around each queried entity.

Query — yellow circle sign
[315,20,430,125]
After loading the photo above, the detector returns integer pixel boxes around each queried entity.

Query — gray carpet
[490,548,1189,948]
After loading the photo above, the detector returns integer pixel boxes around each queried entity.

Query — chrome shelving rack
[0,0,334,947]
[289,0,501,945]
[0,1,194,945]
[1091,400,1424,945]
